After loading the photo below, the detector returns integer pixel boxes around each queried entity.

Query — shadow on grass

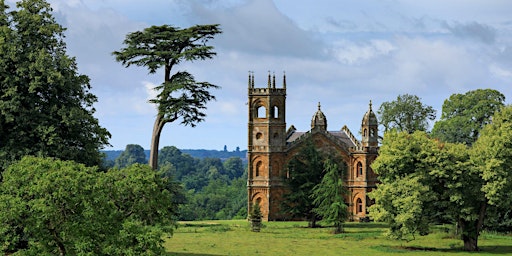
[371,245,512,254]
[166,253,221,256]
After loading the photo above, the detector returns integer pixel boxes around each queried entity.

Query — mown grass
[164,220,512,256]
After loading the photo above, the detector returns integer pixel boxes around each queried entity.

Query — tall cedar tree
[281,138,326,227]
[311,159,348,234]
[0,0,110,170]
[113,24,221,169]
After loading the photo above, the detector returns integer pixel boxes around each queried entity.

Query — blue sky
[10,0,512,150]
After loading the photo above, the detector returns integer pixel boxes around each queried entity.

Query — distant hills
[103,148,248,162]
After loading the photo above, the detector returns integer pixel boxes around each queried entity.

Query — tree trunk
[149,114,165,170]
[458,202,487,252]
[463,235,478,251]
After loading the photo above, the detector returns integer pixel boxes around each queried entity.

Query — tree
[114,144,147,168]
[281,138,326,227]
[0,0,110,170]
[0,156,178,255]
[432,89,505,145]
[377,94,436,133]
[223,156,245,179]
[113,24,221,169]
[369,127,509,251]
[369,131,440,241]
[471,105,512,216]
[311,160,348,234]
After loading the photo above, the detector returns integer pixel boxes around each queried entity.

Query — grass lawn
[164,220,512,256]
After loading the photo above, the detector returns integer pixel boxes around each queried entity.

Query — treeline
[109,144,248,221]
[102,148,247,166]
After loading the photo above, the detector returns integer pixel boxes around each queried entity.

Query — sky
[8,0,512,150]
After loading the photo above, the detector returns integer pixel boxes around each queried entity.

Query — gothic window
[255,161,262,177]
[356,162,363,177]
[363,128,367,137]
[273,106,279,118]
[370,128,376,137]
[257,106,266,118]
[356,198,363,214]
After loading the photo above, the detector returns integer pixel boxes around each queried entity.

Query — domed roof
[311,102,327,130]
[362,101,378,127]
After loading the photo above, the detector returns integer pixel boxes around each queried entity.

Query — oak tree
[113,24,221,169]
[431,89,505,145]
[377,94,436,133]
[0,156,178,255]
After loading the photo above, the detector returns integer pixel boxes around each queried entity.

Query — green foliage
[377,94,436,133]
[432,89,505,145]
[369,131,443,240]
[369,127,509,251]
[113,24,222,169]
[157,146,247,221]
[114,144,147,168]
[471,105,512,207]
[282,138,328,227]
[311,160,348,233]
[0,0,110,170]
[0,156,178,255]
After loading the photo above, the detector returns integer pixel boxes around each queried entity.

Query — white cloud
[332,39,396,64]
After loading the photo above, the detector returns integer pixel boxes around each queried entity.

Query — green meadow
[164,220,512,256]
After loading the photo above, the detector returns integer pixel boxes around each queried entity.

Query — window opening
[257,106,266,118]
[273,106,279,118]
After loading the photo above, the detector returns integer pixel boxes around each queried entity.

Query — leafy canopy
[0,156,178,255]
[432,89,505,145]
[377,94,436,133]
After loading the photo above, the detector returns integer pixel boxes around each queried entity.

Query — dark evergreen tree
[281,138,326,227]
[312,159,348,234]
[0,0,110,170]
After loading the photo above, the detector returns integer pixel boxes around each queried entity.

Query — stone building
[247,72,379,221]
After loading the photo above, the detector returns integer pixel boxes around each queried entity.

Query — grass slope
[165,220,512,256]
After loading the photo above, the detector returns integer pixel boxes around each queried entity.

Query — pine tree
[312,159,348,233]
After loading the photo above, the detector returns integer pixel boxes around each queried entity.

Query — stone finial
[283,71,286,89]
[267,71,271,88]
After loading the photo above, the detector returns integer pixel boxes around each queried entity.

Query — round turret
[361,101,378,148]
[311,102,327,131]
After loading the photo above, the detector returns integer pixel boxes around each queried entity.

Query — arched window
[363,128,367,137]
[273,106,279,118]
[255,161,262,177]
[257,106,266,118]
[356,198,363,214]
[357,162,363,177]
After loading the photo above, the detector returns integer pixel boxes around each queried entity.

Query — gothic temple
[247,72,379,221]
